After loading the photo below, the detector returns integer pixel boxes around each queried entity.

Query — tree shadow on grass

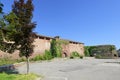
[0,64,19,74]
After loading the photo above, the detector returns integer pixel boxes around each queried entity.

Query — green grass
[0,57,26,66]
[0,58,16,66]
[0,73,39,80]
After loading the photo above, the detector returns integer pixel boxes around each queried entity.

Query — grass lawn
[0,59,16,66]
[0,73,39,80]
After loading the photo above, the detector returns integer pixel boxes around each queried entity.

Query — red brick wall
[61,43,84,57]
[33,38,51,55]
[0,36,84,59]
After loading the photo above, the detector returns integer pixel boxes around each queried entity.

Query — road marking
[47,76,68,80]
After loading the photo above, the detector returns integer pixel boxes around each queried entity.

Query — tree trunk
[26,57,29,74]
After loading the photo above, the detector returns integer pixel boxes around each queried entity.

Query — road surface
[17,58,120,80]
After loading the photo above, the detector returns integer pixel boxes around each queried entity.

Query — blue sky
[1,0,120,49]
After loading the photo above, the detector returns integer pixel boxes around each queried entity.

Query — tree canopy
[0,0,36,74]
[12,0,36,58]
[12,0,36,74]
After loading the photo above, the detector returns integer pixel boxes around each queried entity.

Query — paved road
[17,58,120,80]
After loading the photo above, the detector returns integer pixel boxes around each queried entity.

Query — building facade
[0,34,84,59]
[33,34,84,57]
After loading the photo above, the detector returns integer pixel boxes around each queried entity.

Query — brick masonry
[0,34,84,59]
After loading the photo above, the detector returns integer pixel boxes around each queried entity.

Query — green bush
[79,55,83,59]
[30,54,43,61]
[30,50,53,61]
[84,46,90,57]
[95,54,102,59]
[43,50,53,60]
[72,51,80,57]
[70,55,75,59]
[70,51,80,59]
[50,39,62,58]
[70,51,83,59]
[17,57,26,62]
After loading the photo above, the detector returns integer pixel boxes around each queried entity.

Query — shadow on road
[0,64,19,74]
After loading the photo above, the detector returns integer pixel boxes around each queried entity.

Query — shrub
[50,39,62,58]
[84,46,90,57]
[30,54,43,61]
[70,56,74,59]
[79,55,83,59]
[70,51,84,59]
[30,50,53,61]
[73,51,80,57]
[43,50,53,60]
[70,51,83,59]
[95,54,102,59]
[16,57,26,62]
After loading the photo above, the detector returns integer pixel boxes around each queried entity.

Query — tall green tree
[0,12,20,53]
[0,2,4,51]
[12,0,36,74]
[0,2,4,41]
[0,2,19,53]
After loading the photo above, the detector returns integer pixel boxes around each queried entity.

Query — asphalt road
[17,57,120,80]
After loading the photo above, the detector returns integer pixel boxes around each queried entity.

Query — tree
[0,2,4,43]
[0,12,20,53]
[0,2,3,13]
[0,3,18,53]
[0,2,4,51]
[12,0,36,74]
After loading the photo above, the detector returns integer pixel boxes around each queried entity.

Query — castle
[0,34,84,59]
